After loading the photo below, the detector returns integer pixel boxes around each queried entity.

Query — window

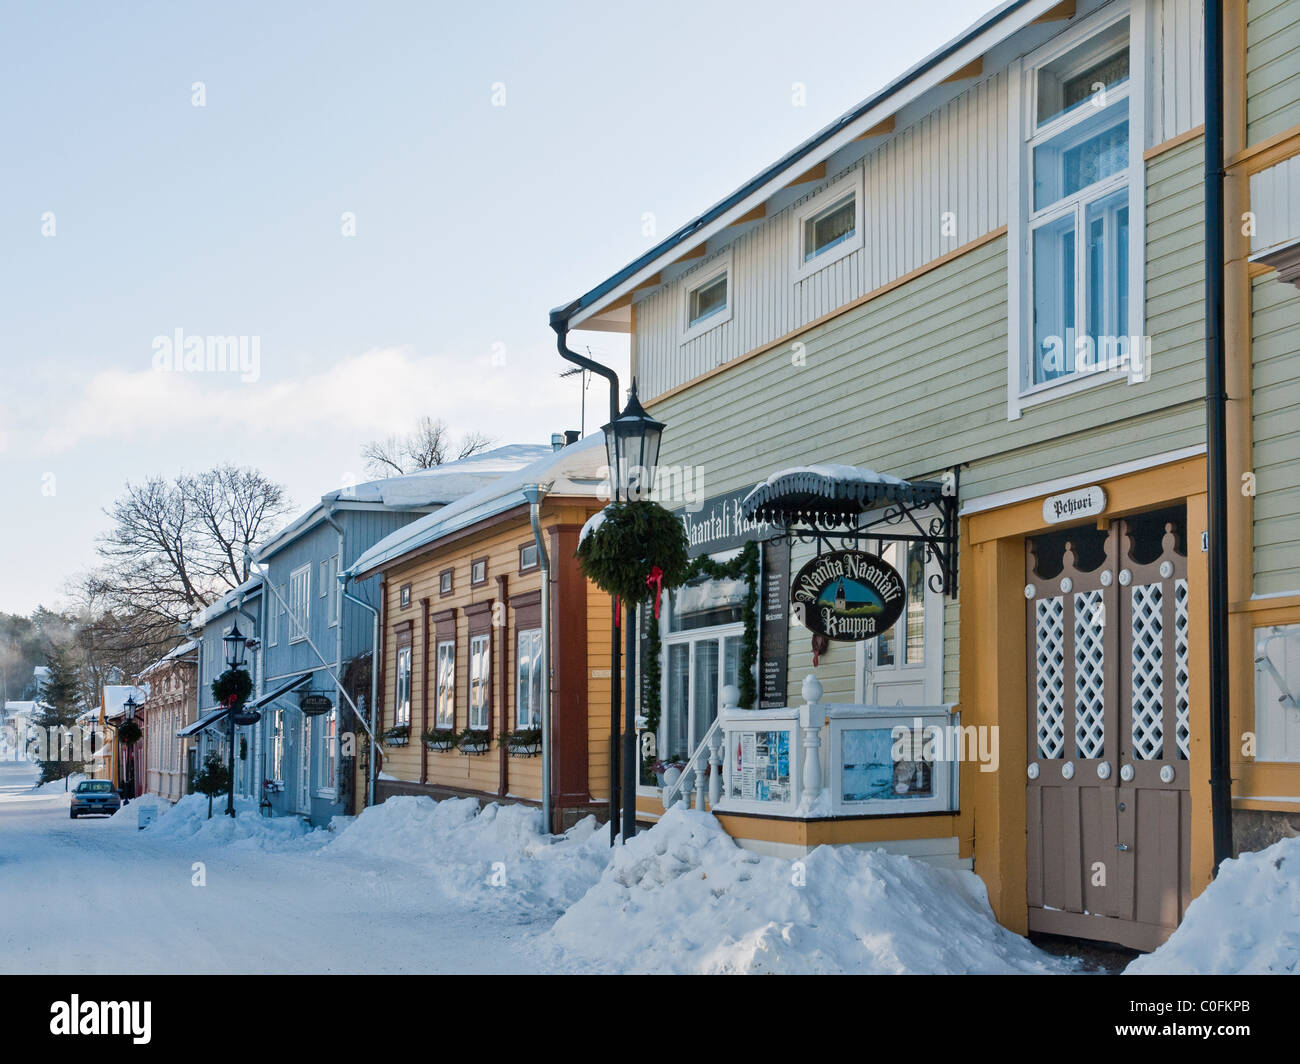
[320,560,329,598]
[399,583,412,609]
[468,633,490,729]
[688,274,727,326]
[435,640,455,729]
[680,251,733,342]
[656,557,747,785]
[519,543,539,572]
[395,646,412,727]
[1012,12,1143,406]
[328,555,340,626]
[516,628,543,728]
[268,708,284,782]
[318,708,337,796]
[859,534,944,706]
[793,170,865,280]
[289,566,310,643]
[439,569,454,596]
[470,558,487,586]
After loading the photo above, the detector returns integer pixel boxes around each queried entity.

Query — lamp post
[122,693,139,802]
[601,380,665,843]
[223,622,249,818]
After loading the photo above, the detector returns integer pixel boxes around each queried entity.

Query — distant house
[1,701,38,761]
[96,684,150,797]
[183,445,553,826]
[138,640,199,803]
[348,433,613,831]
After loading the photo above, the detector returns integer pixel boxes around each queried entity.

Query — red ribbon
[646,565,665,619]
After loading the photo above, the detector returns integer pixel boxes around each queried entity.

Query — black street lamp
[601,379,665,843]
[121,693,139,802]
[602,380,664,504]
[223,623,249,817]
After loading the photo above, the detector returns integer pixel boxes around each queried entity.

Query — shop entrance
[1025,505,1192,951]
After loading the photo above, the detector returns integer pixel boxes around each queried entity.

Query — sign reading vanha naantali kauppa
[791,549,905,642]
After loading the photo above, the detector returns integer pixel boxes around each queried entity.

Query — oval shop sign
[790,549,905,642]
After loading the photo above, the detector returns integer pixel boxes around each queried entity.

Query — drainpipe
[323,508,350,809]
[233,591,259,804]
[1204,0,1234,870]
[522,483,552,832]
[551,308,622,843]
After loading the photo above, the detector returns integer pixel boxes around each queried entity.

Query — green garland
[211,667,253,709]
[642,540,761,737]
[576,501,691,607]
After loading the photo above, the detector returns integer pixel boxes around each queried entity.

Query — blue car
[69,779,122,818]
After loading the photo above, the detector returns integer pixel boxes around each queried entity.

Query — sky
[0,0,996,617]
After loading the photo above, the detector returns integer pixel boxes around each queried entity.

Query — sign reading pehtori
[790,549,905,642]
[1042,485,1107,525]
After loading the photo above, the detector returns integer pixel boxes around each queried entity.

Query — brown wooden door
[1025,509,1191,951]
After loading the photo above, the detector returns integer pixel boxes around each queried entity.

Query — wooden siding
[1251,271,1300,595]
[631,2,1210,403]
[376,503,611,805]
[633,72,1011,401]
[649,139,1208,707]
[1247,0,1300,145]
[1151,0,1206,146]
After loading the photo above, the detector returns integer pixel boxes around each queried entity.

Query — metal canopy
[249,672,312,710]
[740,465,960,597]
[177,706,230,738]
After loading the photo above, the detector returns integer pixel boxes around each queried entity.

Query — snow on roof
[350,434,609,577]
[757,464,907,488]
[102,684,150,719]
[139,639,199,677]
[192,576,263,629]
[256,444,554,562]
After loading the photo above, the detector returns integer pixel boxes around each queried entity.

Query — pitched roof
[348,434,608,578]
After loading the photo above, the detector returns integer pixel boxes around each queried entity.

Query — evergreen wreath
[211,668,253,709]
[642,540,761,737]
[117,719,142,746]
[576,501,691,609]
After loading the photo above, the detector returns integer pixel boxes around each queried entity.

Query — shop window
[516,627,543,728]
[1255,624,1300,763]
[658,559,746,778]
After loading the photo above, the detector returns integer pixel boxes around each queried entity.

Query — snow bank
[324,796,610,915]
[135,792,319,851]
[28,773,85,796]
[1126,835,1300,975]
[546,807,1067,974]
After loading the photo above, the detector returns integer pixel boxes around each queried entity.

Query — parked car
[69,779,122,819]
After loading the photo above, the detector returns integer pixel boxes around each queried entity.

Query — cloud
[39,346,575,453]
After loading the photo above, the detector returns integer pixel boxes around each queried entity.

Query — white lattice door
[1026,513,1191,952]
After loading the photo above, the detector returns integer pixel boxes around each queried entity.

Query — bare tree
[86,465,291,655]
[361,417,495,478]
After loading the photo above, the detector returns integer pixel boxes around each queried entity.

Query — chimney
[564,430,580,446]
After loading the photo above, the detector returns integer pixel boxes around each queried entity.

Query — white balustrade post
[712,684,738,810]
[694,758,708,809]
[799,673,824,808]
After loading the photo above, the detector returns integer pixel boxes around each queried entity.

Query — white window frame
[288,565,311,643]
[468,633,491,730]
[394,646,412,728]
[852,529,946,707]
[328,555,340,627]
[320,560,329,599]
[268,707,284,783]
[679,248,733,344]
[1006,0,1148,420]
[791,167,865,282]
[435,640,455,729]
[516,627,543,729]
[316,707,337,798]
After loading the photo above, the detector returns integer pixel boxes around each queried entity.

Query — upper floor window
[519,543,539,572]
[470,558,488,586]
[680,250,733,342]
[1011,9,1145,411]
[793,170,864,281]
[288,566,310,643]
[439,568,454,596]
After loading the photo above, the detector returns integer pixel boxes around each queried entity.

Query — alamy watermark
[152,327,261,382]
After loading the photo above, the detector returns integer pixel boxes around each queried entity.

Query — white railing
[660,686,734,811]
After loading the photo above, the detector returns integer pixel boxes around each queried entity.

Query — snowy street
[0,761,544,974]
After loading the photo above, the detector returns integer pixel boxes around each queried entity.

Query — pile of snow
[324,796,611,915]
[134,792,320,851]
[1127,835,1300,975]
[546,807,1067,974]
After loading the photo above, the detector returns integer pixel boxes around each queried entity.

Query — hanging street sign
[790,549,905,642]
[299,693,333,716]
[1042,485,1107,525]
